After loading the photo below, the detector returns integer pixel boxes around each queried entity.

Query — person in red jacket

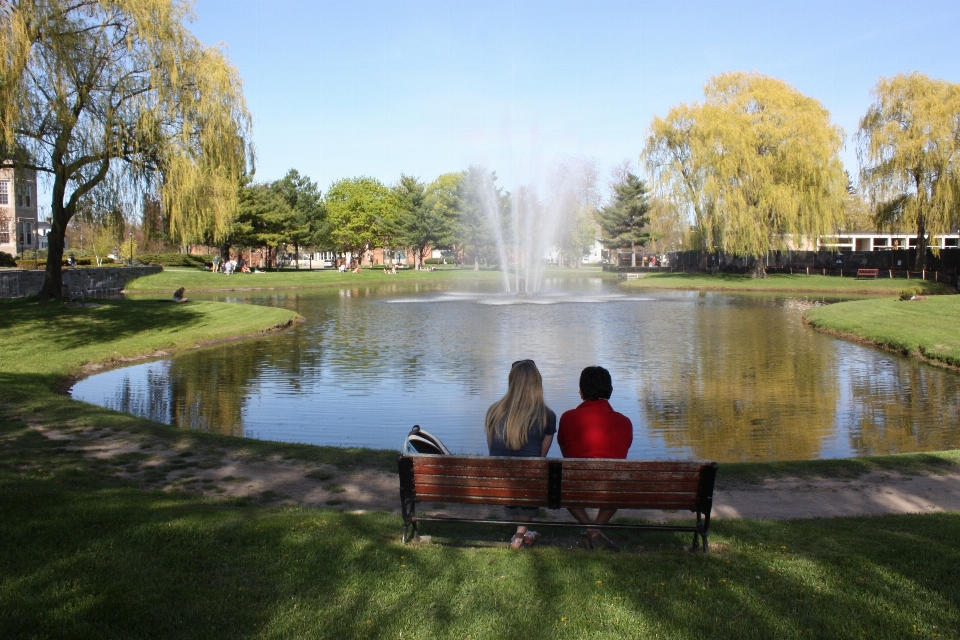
[558,366,633,551]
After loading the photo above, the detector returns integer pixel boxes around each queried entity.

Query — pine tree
[596,174,651,267]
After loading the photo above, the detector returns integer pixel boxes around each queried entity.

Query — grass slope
[1,299,300,378]
[622,272,953,294]
[804,296,960,368]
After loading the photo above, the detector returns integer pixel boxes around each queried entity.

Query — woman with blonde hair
[485,359,556,549]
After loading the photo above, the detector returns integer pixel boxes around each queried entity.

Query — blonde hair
[485,361,549,451]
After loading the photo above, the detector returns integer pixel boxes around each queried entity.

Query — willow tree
[0,0,252,297]
[858,73,960,271]
[646,72,847,276]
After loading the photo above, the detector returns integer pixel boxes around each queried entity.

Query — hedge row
[138,253,213,268]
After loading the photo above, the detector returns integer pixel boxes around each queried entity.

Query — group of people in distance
[211,255,251,274]
[485,361,632,551]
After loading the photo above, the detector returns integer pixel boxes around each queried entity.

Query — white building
[0,165,39,258]
[817,231,960,252]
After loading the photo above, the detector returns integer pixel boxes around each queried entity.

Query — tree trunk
[294,243,300,270]
[474,256,479,271]
[38,180,73,299]
[913,215,927,271]
[631,244,637,268]
[40,209,68,299]
[751,257,767,278]
[220,244,231,264]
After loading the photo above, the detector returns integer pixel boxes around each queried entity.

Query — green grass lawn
[125,265,555,293]
[804,295,960,368]
[622,272,953,295]
[4,294,960,638]
[4,414,960,639]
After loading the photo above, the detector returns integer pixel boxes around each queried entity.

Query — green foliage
[858,73,960,270]
[646,72,847,269]
[396,173,462,267]
[899,286,924,301]
[324,176,398,263]
[596,173,652,266]
[271,169,327,254]
[138,253,213,268]
[233,181,294,254]
[0,251,15,267]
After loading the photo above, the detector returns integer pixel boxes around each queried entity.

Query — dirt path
[34,425,960,522]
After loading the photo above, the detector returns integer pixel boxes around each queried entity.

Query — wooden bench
[398,455,718,552]
[856,268,879,279]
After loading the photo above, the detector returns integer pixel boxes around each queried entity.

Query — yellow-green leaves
[2,0,251,252]
[645,72,847,264]
[857,73,960,269]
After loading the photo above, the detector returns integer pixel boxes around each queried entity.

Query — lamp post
[128,232,134,266]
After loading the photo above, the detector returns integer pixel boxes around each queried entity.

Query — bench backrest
[398,455,717,513]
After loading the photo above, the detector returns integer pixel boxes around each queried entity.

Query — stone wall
[0,265,162,299]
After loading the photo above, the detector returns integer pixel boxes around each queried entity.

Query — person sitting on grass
[172,287,187,303]
[558,365,633,552]
[485,359,556,549]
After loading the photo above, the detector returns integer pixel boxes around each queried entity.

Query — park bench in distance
[397,454,718,552]
[856,268,880,279]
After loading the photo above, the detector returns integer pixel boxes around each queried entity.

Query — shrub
[899,286,923,301]
[0,251,16,267]
[15,259,46,269]
[138,253,213,268]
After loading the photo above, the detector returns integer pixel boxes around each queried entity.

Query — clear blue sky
[191,0,960,193]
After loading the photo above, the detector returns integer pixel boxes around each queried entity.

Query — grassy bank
[621,272,953,294]
[126,266,522,293]
[804,295,960,369]
[4,296,960,637]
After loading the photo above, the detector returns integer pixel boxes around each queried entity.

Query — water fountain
[468,166,577,295]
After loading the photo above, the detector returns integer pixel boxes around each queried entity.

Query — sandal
[523,531,541,547]
[510,534,525,549]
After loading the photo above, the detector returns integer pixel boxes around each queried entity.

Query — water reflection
[73,280,960,461]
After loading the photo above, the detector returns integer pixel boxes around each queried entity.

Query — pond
[71,276,960,462]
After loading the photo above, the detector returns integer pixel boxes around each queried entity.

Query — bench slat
[561,460,706,472]
[416,476,552,490]
[415,476,700,494]
[415,494,545,506]
[561,491,698,509]
[412,468,551,481]
[562,469,703,483]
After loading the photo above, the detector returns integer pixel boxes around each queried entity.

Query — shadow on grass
[2,299,207,351]
[2,410,960,639]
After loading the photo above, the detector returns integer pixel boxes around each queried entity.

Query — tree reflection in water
[76,285,960,461]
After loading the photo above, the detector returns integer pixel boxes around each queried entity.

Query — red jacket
[558,399,633,459]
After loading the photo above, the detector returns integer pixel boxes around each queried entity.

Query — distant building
[0,164,39,257]
[817,232,960,252]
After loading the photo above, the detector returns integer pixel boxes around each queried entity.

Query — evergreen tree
[596,173,651,267]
